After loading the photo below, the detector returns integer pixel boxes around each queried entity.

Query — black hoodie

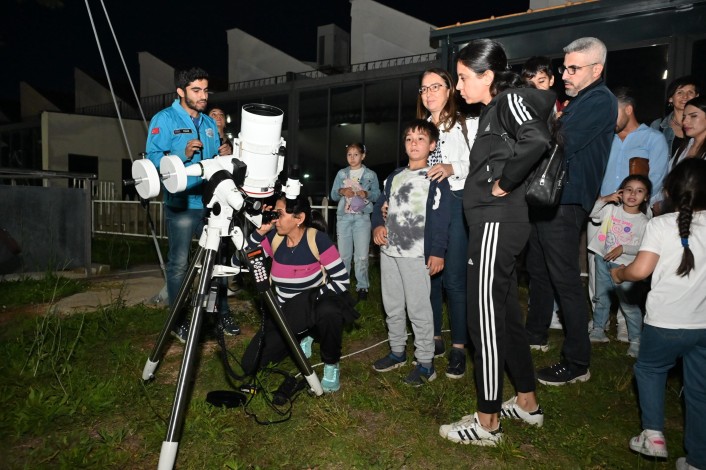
[463,87,555,224]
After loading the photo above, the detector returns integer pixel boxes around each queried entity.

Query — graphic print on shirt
[597,214,639,251]
[383,169,429,258]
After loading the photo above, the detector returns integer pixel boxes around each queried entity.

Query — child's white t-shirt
[640,211,706,329]
[382,168,430,259]
[588,202,649,265]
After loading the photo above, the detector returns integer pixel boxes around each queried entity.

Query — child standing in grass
[612,159,706,469]
[330,143,380,302]
[588,175,651,357]
[371,119,451,387]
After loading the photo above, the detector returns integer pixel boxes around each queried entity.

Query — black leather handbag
[524,142,566,207]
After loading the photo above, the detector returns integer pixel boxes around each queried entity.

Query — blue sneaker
[404,363,437,387]
[300,336,314,359]
[373,353,406,372]
[322,363,340,392]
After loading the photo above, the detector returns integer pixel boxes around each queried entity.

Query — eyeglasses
[419,83,447,94]
[559,63,598,75]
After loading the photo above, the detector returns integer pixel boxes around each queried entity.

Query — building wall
[139,52,175,98]
[227,28,314,83]
[43,111,146,196]
[350,0,435,63]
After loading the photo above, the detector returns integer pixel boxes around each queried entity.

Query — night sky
[0,0,528,107]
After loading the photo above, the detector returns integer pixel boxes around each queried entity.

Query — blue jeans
[635,325,706,469]
[165,206,205,309]
[431,191,468,344]
[336,213,372,290]
[592,256,643,342]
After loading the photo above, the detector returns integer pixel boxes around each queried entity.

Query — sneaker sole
[373,361,406,373]
[405,371,437,387]
[629,440,668,458]
[170,331,186,344]
[439,430,500,447]
[538,370,591,386]
[445,370,465,379]
[589,337,610,344]
[530,345,549,352]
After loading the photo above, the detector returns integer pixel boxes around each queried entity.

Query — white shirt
[640,211,706,329]
[427,116,478,192]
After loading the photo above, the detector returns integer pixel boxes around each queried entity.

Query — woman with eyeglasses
[439,38,554,447]
[651,76,702,158]
[416,68,478,380]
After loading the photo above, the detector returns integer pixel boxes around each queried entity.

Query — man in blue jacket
[146,67,238,341]
[525,37,618,385]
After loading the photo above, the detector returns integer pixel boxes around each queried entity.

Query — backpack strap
[271,228,319,261]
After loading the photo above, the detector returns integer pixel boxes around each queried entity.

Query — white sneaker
[439,412,503,446]
[499,396,544,427]
[676,457,701,470]
[629,429,668,458]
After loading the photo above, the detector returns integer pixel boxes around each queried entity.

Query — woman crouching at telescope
[240,194,359,396]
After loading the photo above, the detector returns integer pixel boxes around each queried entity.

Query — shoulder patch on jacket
[151,127,160,135]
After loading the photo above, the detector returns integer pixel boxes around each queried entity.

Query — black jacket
[464,87,555,223]
[558,78,617,212]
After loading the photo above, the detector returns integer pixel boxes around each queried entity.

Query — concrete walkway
[17,264,168,315]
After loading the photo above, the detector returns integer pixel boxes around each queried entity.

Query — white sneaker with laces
[439,412,503,446]
[499,396,544,427]
[629,429,668,458]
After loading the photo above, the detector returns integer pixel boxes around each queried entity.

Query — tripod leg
[142,246,205,381]
[158,246,217,470]
[262,290,324,396]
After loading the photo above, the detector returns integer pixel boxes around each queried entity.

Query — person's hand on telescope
[256,205,275,236]
[218,141,233,156]
[185,139,203,159]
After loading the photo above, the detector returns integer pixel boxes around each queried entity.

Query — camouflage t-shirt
[381,167,430,258]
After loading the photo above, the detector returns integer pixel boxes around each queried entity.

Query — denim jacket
[330,165,381,216]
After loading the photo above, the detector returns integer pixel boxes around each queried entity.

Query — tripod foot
[158,441,179,470]
[142,358,159,381]
[303,371,324,396]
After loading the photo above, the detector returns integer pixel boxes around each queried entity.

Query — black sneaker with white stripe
[439,412,503,446]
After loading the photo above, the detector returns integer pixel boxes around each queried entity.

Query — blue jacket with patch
[146,99,220,210]
[371,166,451,261]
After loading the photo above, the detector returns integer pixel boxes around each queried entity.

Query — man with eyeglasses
[525,37,617,386]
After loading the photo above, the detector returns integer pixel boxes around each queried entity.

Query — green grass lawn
[0,260,686,469]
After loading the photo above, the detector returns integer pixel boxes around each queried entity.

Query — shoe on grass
[322,363,340,393]
[373,353,406,372]
[439,412,503,446]
[272,375,306,406]
[629,429,668,458]
[357,288,368,302]
[404,363,436,387]
[445,347,466,379]
[537,361,590,386]
[300,336,314,359]
[675,457,700,470]
[529,342,549,352]
[589,328,610,343]
[219,312,240,336]
[171,320,190,344]
[499,396,544,427]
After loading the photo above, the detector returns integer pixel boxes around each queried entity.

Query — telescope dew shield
[234,104,285,198]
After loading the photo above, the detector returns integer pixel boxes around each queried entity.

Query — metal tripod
[141,190,323,470]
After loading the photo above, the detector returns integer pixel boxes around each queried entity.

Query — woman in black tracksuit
[439,39,555,446]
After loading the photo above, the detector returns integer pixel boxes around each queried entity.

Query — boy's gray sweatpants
[380,252,434,363]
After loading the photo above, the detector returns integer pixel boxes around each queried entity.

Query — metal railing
[76,52,438,119]
[92,197,334,239]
